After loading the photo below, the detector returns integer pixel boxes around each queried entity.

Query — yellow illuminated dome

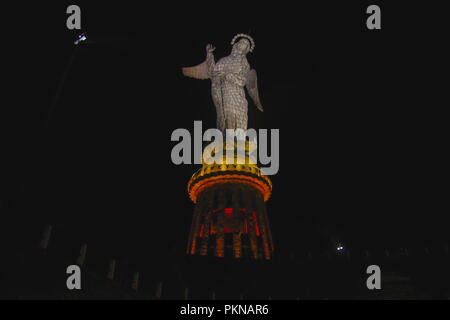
[187,142,272,203]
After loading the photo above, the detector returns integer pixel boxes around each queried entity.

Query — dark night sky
[2,2,447,275]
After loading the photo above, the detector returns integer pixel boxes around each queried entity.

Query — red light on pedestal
[252,211,260,236]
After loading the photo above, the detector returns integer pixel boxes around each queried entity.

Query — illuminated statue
[182,34,263,132]
[182,34,274,261]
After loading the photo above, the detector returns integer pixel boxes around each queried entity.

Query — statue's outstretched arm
[205,44,215,75]
[182,44,216,80]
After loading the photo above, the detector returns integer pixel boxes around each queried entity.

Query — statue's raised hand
[206,44,215,54]
[182,44,215,80]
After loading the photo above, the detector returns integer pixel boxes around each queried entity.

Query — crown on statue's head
[231,33,255,52]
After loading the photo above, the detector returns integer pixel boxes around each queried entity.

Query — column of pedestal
[199,189,213,255]
[215,185,226,258]
[187,191,204,255]
[242,186,258,259]
[231,185,242,258]
[254,191,271,260]
[260,192,274,253]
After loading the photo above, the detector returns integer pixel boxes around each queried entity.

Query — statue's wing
[182,60,210,80]
[246,69,263,112]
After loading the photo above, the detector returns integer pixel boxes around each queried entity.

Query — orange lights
[188,164,272,204]
[187,161,272,204]
[189,175,271,204]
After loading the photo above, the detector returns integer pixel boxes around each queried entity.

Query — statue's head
[231,33,255,56]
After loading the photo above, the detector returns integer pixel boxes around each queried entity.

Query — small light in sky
[74,33,87,45]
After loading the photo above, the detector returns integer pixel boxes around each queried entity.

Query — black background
[1,1,448,293]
